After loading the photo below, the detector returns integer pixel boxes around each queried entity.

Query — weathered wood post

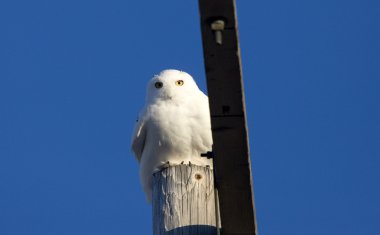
[152,164,219,235]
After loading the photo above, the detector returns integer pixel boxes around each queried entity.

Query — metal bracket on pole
[200,151,215,159]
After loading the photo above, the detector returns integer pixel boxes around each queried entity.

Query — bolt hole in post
[195,173,202,180]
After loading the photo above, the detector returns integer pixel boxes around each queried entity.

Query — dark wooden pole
[198,0,258,234]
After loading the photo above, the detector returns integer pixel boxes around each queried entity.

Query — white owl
[131,69,213,202]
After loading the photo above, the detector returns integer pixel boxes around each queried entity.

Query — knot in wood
[194,173,203,180]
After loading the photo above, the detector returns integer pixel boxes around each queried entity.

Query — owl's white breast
[139,92,213,201]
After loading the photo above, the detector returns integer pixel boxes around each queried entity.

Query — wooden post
[152,164,219,235]
[198,1,258,234]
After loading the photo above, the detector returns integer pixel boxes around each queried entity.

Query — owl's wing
[131,114,147,162]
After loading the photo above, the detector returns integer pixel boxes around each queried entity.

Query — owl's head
[146,69,201,102]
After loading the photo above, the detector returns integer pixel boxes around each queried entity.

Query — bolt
[211,20,225,45]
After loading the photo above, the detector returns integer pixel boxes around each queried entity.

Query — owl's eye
[155,81,163,89]
[175,80,184,86]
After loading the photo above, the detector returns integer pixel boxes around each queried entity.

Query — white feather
[131,69,213,202]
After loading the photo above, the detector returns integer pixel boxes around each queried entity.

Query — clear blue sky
[1,0,379,234]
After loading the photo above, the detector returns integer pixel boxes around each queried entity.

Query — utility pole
[198,0,258,234]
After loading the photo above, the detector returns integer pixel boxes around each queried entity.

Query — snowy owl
[131,69,213,202]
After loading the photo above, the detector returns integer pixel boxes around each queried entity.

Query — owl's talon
[157,161,171,171]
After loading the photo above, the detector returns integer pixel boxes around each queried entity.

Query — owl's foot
[157,161,170,171]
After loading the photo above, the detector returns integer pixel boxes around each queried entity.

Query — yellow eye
[175,80,184,86]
